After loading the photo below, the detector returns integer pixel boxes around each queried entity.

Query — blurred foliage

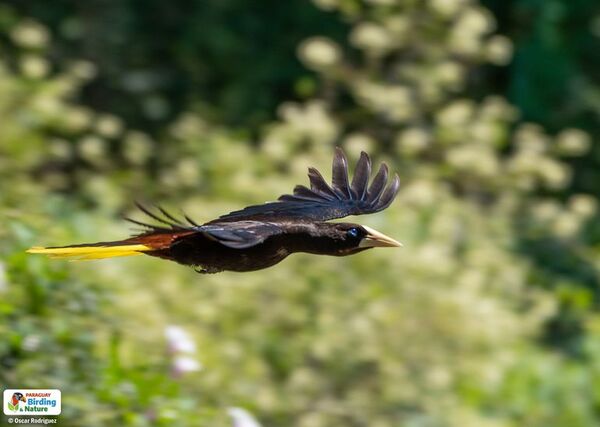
[0,0,347,132]
[1,0,600,426]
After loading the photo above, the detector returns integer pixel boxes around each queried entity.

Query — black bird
[28,148,401,273]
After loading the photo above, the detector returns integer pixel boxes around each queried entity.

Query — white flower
[486,35,513,65]
[69,60,97,80]
[353,81,413,122]
[469,121,498,143]
[32,95,61,117]
[78,135,106,161]
[176,159,200,186]
[298,412,327,427]
[227,407,263,427]
[395,128,430,155]
[11,20,50,49]
[48,139,70,160]
[556,128,591,156]
[447,146,499,176]
[429,0,469,18]
[22,335,41,352]
[569,195,597,218]
[437,100,474,127]
[552,213,581,238]
[350,22,392,53]
[449,7,494,56]
[435,61,464,87]
[425,365,452,389]
[123,131,153,165]
[365,0,396,5]
[262,131,292,161]
[458,7,494,35]
[171,355,202,375]
[538,159,571,189]
[480,96,517,121]
[164,325,197,354]
[531,200,561,222]
[277,100,339,143]
[383,16,410,39]
[449,29,482,56]
[65,107,94,132]
[401,180,437,207]
[20,55,50,79]
[95,114,124,138]
[515,124,548,153]
[298,37,341,70]
[343,133,375,157]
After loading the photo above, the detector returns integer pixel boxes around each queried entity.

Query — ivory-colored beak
[358,225,403,248]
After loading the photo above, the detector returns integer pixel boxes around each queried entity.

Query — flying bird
[27,148,401,273]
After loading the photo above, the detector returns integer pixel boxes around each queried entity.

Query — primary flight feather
[28,148,402,273]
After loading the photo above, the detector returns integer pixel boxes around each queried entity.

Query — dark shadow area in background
[3,0,347,133]
[484,0,600,195]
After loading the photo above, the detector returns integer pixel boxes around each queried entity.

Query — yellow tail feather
[26,244,151,261]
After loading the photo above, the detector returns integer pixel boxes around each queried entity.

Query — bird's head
[317,223,402,256]
[12,393,26,404]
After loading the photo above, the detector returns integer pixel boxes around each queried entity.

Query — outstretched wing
[125,204,284,249]
[214,147,400,223]
[191,221,283,249]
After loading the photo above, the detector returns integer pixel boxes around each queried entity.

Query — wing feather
[278,185,325,202]
[199,221,283,249]
[366,163,388,206]
[214,148,400,223]
[183,213,201,227]
[157,206,187,226]
[378,174,400,209]
[127,206,282,250]
[351,151,371,201]
[126,203,199,236]
[133,203,187,230]
[331,147,352,199]
[308,168,338,200]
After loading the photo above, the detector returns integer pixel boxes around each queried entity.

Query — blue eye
[347,228,359,238]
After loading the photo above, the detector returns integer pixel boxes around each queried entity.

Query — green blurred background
[1,0,600,425]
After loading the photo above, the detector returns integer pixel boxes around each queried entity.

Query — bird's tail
[26,241,153,260]
[27,203,201,261]
[25,227,198,261]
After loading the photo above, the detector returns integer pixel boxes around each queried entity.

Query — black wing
[125,205,284,249]
[213,147,400,223]
[197,221,284,249]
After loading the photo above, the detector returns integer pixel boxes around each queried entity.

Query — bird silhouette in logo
[9,392,26,411]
